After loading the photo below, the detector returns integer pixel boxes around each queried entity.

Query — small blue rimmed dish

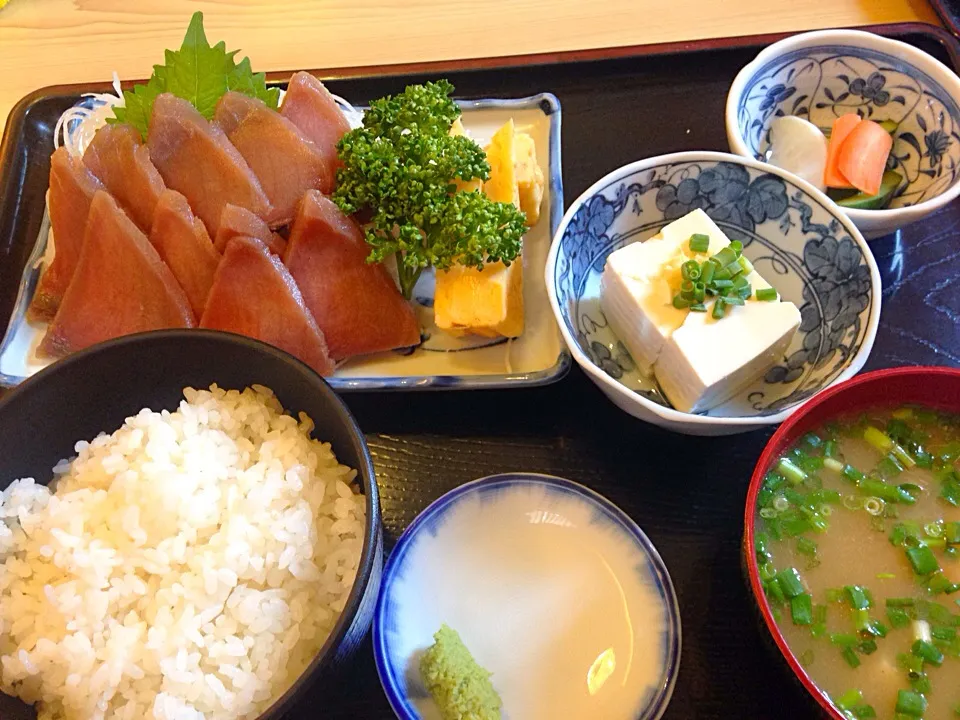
[726,29,960,239]
[373,472,680,720]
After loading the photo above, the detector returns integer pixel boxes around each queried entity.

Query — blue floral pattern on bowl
[736,45,960,208]
[552,158,876,418]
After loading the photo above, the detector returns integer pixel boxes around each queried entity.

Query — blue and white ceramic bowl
[373,473,680,720]
[545,151,880,436]
[726,29,960,239]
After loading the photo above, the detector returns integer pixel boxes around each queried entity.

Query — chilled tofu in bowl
[545,151,881,435]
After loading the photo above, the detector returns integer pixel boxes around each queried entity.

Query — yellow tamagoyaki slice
[435,119,524,338]
[514,132,544,227]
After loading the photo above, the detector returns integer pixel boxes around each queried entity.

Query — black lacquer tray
[1,21,958,720]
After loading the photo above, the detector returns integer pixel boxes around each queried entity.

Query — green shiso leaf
[109,11,278,139]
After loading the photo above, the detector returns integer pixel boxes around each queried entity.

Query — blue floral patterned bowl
[726,29,960,239]
[544,151,881,436]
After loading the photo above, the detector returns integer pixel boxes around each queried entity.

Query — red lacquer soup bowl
[742,366,960,718]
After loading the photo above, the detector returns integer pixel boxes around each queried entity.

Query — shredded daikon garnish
[331,93,365,130]
[54,73,125,157]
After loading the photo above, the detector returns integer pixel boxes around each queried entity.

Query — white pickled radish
[765,116,829,192]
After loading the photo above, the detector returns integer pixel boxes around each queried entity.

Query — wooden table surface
[0,0,941,136]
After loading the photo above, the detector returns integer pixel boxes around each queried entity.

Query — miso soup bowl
[726,29,960,240]
[743,365,960,718]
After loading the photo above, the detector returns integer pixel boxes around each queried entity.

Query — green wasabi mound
[419,624,503,720]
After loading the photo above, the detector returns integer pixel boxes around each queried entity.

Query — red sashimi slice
[39,191,195,358]
[200,235,335,376]
[214,204,287,256]
[83,123,166,232]
[284,190,420,360]
[28,148,105,322]
[150,189,221,318]
[280,72,351,192]
[147,93,273,237]
[214,92,332,226]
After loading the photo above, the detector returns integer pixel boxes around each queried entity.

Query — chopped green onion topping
[910,673,931,695]
[912,638,944,666]
[777,568,806,599]
[844,585,872,610]
[842,464,866,483]
[887,606,911,629]
[823,457,844,474]
[864,426,894,454]
[688,233,710,253]
[942,474,960,507]
[831,632,859,647]
[886,597,916,608]
[841,645,861,668]
[906,545,940,576]
[755,287,778,302]
[699,260,716,284]
[797,537,818,557]
[681,260,701,281]
[670,237,776,319]
[895,689,927,717]
[836,689,863,710]
[778,458,808,485]
[791,593,813,625]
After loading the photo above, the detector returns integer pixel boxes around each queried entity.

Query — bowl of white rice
[0,330,382,720]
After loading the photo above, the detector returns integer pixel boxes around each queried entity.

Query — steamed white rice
[0,384,366,720]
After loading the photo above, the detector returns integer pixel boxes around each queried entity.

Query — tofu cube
[599,209,734,374]
[598,208,800,413]
[654,300,801,413]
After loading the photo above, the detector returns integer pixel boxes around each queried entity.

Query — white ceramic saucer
[373,473,681,720]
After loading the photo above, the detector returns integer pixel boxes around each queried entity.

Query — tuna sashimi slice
[214,92,332,225]
[150,189,221,318]
[215,204,287,256]
[200,236,335,376]
[83,123,166,232]
[284,190,420,360]
[280,72,351,191]
[39,191,195,358]
[28,148,106,323]
[147,93,272,237]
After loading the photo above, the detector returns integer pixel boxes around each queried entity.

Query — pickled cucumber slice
[831,170,903,210]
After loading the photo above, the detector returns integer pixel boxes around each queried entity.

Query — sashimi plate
[0,92,568,391]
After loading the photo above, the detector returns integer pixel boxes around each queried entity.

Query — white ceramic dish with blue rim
[725,29,960,239]
[373,472,680,720]
[0,94,569,390]
[545,151,881,436]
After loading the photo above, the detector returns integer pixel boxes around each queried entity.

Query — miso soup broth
[754,406,960,719]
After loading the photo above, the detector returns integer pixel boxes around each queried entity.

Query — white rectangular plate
[0,94,569,390]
